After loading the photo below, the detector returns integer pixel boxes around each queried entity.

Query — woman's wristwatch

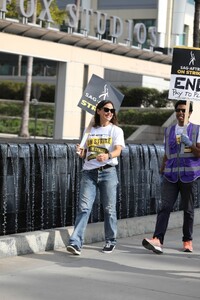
[108,152,113,159]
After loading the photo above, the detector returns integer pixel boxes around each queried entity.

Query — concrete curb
[1,208,200,258]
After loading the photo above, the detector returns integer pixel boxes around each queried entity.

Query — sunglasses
[102,107,115,114]
[175,108,186,113]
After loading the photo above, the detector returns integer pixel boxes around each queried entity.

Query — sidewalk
[0,209,200,300]
[1,209,200,258]
[0,224,200,300]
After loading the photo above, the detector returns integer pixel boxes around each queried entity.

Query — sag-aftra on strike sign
[78,74,124,115]
[169,46,200,102]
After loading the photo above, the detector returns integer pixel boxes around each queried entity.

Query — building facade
[0,1,195,91]
[0,0,197,139]
[56,0,195,90]
[57,0,195,51]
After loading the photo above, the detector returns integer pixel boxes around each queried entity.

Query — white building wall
[184,0,195,46]
[157,0,168,48]
[142,76,170,92]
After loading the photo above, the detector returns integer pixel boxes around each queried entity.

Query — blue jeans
[69,167,119,248]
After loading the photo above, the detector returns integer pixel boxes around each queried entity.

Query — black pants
[153,177,198,244]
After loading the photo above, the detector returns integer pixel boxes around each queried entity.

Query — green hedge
[119,125,138,140]
[0,100,174,138]
[0,100,54,137]
[0,81,171,107]
[0,81,25,100]
[0,81,55,103]
[0,82,174,138]
[118,109,173,126]
[0,101,54,119]
[118,86,170,108]
[0,118,53,137]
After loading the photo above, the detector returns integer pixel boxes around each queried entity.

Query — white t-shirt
[163,123,200,143]
[83,124,125,170]
[175,123,200,143]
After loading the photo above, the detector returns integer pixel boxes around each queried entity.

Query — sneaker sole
[67,246,81,256]
[102,246,116,253]
[142,239,163,254]
[183,248,193,253]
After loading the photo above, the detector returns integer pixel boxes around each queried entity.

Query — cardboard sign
[78,74,124,115]
[168,46,200,101]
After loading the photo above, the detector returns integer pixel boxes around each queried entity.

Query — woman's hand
[76,144,85,158]
[96,153,109,162]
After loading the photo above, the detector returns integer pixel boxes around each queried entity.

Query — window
[132,19,156,48]
[97,0,157,10]
[179,25,189,46]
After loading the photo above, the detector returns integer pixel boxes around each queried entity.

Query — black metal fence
[0,142,200,236]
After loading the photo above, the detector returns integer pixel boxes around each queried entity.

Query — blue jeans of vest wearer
[153,177,199,244]
[69,167,119,249]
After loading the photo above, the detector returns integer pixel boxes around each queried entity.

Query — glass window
[187,0,194,5]
[97,0,157,10]
[57,0,72,9]
[132,19,156,48]
[101,19,110,40]
[179,24,189,46]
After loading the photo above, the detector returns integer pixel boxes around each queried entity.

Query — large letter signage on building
[0,1,157,48]
[66,4,157,47]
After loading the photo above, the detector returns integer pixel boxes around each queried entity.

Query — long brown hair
[93,100,118,127]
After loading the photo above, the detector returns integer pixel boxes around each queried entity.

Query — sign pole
[183,100,190,127]
[181,100,191,153]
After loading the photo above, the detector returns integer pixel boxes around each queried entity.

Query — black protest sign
[168,46,200,102]
[78,74,124,115]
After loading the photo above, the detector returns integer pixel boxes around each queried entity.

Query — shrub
[0,118,53,137]
[119,125,138,140]
[0,81,55,103]
[0,81,24,100]
[118,86,171,108]
[118,109,173,126]
[33,83,55,103]
[0,101,54,119]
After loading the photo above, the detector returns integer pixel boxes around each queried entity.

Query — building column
[54,61,85,140]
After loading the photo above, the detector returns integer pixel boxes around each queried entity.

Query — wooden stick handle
[180,100,190,153]
[77,116,94,154]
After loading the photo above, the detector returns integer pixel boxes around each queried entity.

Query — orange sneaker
[183,241,193,252]
[142,237,163,254]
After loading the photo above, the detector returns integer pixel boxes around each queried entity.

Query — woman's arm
[76,144,87,159]
[96,145,123,162]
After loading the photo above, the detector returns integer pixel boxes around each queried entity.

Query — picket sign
[76,74,124,154]
[168,46,200,152]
